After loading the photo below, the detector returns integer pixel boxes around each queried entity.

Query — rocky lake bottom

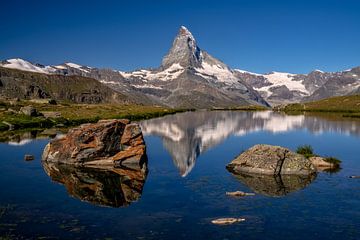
[1,111,360,239]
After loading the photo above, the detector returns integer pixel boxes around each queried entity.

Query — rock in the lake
[226,191,255,197]
[211,218,245,225]
[42,119,146,169]
[227,144,316,175]
[24,154,35,161]
[19,106,41,117]
[349,176,360,179]
[309,156,340,171]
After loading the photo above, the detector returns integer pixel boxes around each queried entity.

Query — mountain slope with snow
[1,26,359,106]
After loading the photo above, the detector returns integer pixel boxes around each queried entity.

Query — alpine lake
[1,110,360,239]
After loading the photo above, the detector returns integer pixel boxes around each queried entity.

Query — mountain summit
[162,26,202,68]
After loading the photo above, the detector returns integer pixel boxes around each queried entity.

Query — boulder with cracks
[227,144,316,175]
[42,119,147,170]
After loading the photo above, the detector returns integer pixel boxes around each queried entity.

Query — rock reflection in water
[42,162,148,207]
[141,111,360,177]
[229,172,317,197]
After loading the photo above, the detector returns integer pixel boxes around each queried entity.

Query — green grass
[296,145,342,168]
[0,100,187,131]
[279,95,360,114]
[296,145,314,159]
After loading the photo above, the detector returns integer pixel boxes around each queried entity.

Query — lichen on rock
[42,119,147,170]
[227,144,316,176]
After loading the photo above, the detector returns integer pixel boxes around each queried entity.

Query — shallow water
[1,111,360,239]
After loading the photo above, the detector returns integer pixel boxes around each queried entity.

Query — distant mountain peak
[179,26,195,39]
[161,26,202,68]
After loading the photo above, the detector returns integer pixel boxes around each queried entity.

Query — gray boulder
[227,144,316,175]
[19,105,41,117]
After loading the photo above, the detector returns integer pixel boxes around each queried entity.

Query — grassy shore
[0,99,187,131]
[277,95,360,117]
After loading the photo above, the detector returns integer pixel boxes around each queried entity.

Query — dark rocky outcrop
[227,144,316,175]
[42,161,147,207]
[42,119,147,170]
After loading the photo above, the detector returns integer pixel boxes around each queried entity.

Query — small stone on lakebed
[211,218,245,225]
[226,191,255,197]
[24,155,35,161]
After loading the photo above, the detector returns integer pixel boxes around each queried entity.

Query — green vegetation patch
[296,145,314,159]
[279,95,360,114]
[0,100,188,132]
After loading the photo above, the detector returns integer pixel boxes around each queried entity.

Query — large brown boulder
[227,144,316,175]
[42,119,146,169]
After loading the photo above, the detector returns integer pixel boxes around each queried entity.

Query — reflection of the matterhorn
[229,172,317,197]
[141,111,360,177]
[42,161,148,207]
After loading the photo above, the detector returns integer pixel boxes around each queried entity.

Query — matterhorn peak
[161,26,202,68]
[179,26,195,40]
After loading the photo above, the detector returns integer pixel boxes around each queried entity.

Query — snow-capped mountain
[110,26,268,108]
[1,26,360,106]
[0,27,268,108]
[0,58,93,75]
[234,68,360,105]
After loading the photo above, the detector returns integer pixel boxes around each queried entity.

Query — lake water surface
[1,111,360,239]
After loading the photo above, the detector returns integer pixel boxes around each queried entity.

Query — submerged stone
[24,154,34,161]
[225,191,255,197]
[211,218,245,225]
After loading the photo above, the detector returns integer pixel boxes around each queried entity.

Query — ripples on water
[0,111,360,239]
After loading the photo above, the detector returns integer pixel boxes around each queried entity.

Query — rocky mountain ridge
[1,26,359,106]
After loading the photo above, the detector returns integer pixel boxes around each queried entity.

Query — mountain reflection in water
[42,161,147,207]
[140,111,360,177]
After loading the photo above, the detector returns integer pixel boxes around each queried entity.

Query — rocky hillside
[236,68,360,105]
[0,67,129,104]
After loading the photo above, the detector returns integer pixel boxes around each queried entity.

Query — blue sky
[1,0,359,73]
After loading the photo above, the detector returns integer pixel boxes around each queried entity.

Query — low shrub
[296,145,314,158]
